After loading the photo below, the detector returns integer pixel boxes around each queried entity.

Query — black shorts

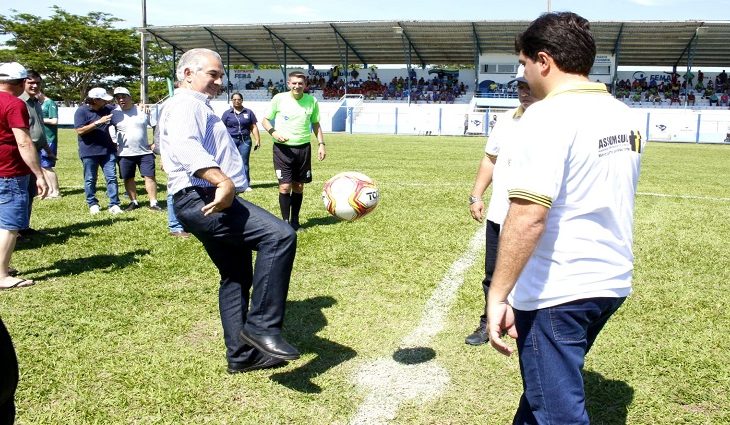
[273,143,312,184]
[119,154,156,180]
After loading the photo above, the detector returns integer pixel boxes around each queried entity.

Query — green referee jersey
[266,92,320,146]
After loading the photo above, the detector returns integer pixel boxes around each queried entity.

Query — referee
[262,71,326,231]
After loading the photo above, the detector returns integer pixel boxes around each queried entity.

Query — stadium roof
[143,20,730,69]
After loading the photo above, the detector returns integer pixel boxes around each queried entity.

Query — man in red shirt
[0,62,48,290]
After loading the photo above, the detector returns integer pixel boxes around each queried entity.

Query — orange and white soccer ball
[322,172,379,221]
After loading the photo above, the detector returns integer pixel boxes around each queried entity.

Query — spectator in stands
[262,71,326,231]
[687,92,696,105]
[221,92,260,191]
[720,93,730,106]
[708,92,719,106]
[718,70,728,87]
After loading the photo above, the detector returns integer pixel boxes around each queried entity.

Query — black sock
[290,192,303,224]
[279,193,291,222]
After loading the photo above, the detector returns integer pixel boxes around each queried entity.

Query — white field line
[349,223,486,425]
[636,191,730,202]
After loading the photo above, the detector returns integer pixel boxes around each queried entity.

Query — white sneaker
[109,205,123,215]
[244,187,253,192]
[89,205,101,215]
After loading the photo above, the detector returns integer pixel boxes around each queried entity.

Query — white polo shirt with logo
[484,106,524,225]
[504,82,645,311]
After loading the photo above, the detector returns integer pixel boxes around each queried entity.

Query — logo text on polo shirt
[598,130,642,157]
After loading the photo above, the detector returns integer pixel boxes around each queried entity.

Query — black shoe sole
[227,358,287,374]
[239,331,301,361]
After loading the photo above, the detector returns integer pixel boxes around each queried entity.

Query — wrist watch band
[469,195,481,205]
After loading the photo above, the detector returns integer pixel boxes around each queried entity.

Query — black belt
[173,186,216,201]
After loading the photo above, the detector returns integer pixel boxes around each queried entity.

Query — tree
[0,6,139,104]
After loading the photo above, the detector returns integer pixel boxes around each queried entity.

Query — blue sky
[3,0,730,27]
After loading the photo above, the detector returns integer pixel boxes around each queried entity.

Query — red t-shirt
[0,91,32,177]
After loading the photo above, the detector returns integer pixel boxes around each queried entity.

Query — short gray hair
[176,48,222,81]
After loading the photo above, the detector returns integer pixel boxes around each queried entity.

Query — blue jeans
[236,137,252,183]
[81,154,120,207]
[166,192,183,233]
[173,187,297,365]
[0,175,29,231]
[513,297,626,425]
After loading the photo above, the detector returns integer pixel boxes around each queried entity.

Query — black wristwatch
[469,195,482,205]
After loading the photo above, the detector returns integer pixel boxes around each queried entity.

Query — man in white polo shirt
[110,87,161,211]
[465,65,537,346]
[486,12,645,424]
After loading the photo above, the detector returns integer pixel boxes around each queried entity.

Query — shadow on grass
[271,296,357,393]
[300,215,341,230]
[20,249,151,280]
[392,347,436,364]
[585,370,634,424]
[249,182,279,190]
[16,217,136,251]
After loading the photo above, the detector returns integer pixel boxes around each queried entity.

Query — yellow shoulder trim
[508,189,552,208]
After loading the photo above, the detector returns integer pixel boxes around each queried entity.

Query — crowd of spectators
[231,66,469,102]
[318,67,468,103]
[614,70,730,107]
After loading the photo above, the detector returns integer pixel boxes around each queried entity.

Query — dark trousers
[512,297,626,425]
[173,187,297,364]
[0,317,18,425]
[479,219,501,325]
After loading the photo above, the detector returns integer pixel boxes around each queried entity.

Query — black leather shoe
[239,330,300,360]
[227,355,287,374]
[465,323,488,346]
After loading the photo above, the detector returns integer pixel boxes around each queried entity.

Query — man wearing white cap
[464,64,537,346]
[110,87,160,211]
[0,61,48,291]
[73,87,122,214]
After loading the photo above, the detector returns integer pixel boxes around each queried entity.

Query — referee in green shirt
[262,71,326,230]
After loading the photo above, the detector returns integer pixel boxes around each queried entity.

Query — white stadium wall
[58,102,730,142]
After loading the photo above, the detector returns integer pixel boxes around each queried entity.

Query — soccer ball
[322,172,379,221]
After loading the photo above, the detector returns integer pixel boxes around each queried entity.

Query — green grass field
[1,130,728,424]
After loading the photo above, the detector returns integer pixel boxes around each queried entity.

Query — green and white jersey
[504,81,645,310]
[266,92,320,146]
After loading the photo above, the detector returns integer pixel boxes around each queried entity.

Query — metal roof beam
[203,27,258,67]
[673,24,704,68]
[330,24,368,65]
[263,26,312,66]
[472,23,483,53]
[145,29,183,52]
[396,22,426,68]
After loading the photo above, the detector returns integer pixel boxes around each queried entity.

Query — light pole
[140,0,148,104]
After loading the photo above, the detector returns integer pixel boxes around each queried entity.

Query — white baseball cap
[508,64,528,85]
[0,62,28,81]
[87,87,113,101]
[113,87,131,96]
